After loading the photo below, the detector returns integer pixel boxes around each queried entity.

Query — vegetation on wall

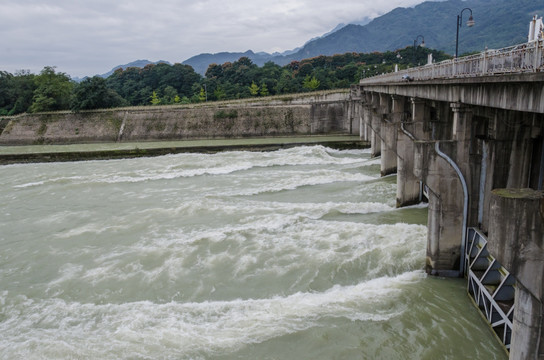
[0,46,449,115]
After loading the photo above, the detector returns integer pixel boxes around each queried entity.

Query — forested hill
[183,0,544,74]
[0,47,449,116]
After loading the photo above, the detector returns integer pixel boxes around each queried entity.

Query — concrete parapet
[488,188,544,360]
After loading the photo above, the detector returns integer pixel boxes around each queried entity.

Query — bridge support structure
[352,70,544,357]
[488,189,544,359]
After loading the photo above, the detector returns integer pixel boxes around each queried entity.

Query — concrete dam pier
[353,39,544,359]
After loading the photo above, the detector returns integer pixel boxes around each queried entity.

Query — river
[0,145,507,359]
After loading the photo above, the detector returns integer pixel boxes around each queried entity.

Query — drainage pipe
[400,122,416,141]
[434,141,469,276]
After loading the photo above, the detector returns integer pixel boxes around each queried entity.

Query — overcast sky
[0,0,427,78]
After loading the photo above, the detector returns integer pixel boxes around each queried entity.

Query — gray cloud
[0,0,426,77]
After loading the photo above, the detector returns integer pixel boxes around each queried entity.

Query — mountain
[181,51,276,76]
[182,0,544,74]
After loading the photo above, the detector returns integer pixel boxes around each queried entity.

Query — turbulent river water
[0,145,507,359]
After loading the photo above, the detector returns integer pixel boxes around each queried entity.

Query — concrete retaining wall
[0,92,352,145]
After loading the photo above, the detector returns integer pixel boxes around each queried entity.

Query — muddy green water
[0,146,506,359]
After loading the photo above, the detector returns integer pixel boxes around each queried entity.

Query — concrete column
[451,103,481,228]
[347,99,361,135]
[411,98,431,140]
[487,188,544,360]
[507,113,537,189]
[346,100,353,134]
[396,130,420,207]
[395,98,433,207]
[380,94,399,176]
[370,93,382,158]
[361,104,372,141]
[352,101,360,135]
[425,141,465,275]
[451,103,472,141]
[432,102,454,141]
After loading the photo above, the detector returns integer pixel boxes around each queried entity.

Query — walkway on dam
[0,135,366,164]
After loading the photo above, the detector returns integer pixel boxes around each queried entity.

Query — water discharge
[0,146,507,359]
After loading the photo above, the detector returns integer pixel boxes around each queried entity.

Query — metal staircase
[465,227,515,351]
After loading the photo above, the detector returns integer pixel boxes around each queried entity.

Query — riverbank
[0,135,367,164]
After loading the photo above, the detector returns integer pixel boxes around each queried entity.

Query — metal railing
[465,227,515,351]
[360,40,544,84]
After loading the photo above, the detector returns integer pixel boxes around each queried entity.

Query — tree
[150,90,161,105]
[302,75,320,91]
[0,71,16,115]
[198,87,207,102]
[71,76,125,111]
[249,82,260,96]
[275,70,297,94]
[9,70,36,115]
[214,86,226,100]
[105,63,202,106]
[162,85,178,104]
[29,66,73,113]
[205,63,223,78]
[260,82,269,97]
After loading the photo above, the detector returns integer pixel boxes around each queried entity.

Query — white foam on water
[43,215,426,299]
[325,147,372,155]
[0,271,424,359]
[166,197,394,220]
[12,180,46,188]
[221,170,378,196]
[7,146,372,188]
[0,145,438,359]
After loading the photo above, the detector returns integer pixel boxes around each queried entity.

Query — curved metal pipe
[401,122,416,141]
[434,141,469,276]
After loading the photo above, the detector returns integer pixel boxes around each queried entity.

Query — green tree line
[0,47,449,115]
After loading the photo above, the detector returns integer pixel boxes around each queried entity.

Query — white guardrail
[360,40,544,84]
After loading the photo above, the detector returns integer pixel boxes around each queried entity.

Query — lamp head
[420,40,426,48]
[467,15,475,27]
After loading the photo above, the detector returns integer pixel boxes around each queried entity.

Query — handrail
[360,40,544,85]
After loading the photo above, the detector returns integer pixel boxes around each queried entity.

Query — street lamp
[413,35,425,65]
[455,8,475,58]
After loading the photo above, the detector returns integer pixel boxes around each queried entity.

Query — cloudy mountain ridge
[180,0,542,74]
[98,0,543,77]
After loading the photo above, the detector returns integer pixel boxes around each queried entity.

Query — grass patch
[214,110,238,120]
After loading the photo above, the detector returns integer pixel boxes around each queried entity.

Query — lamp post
[413,35,425,66]
[455,8,475,58]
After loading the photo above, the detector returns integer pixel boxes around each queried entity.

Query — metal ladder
[465,227,515,351]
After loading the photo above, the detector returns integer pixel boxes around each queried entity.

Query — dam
[353,38,544,359]
[0,41,542,360]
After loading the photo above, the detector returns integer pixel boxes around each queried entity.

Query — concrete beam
[361,73,544,114]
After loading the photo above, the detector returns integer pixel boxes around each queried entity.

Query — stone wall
[0,92,352,145]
